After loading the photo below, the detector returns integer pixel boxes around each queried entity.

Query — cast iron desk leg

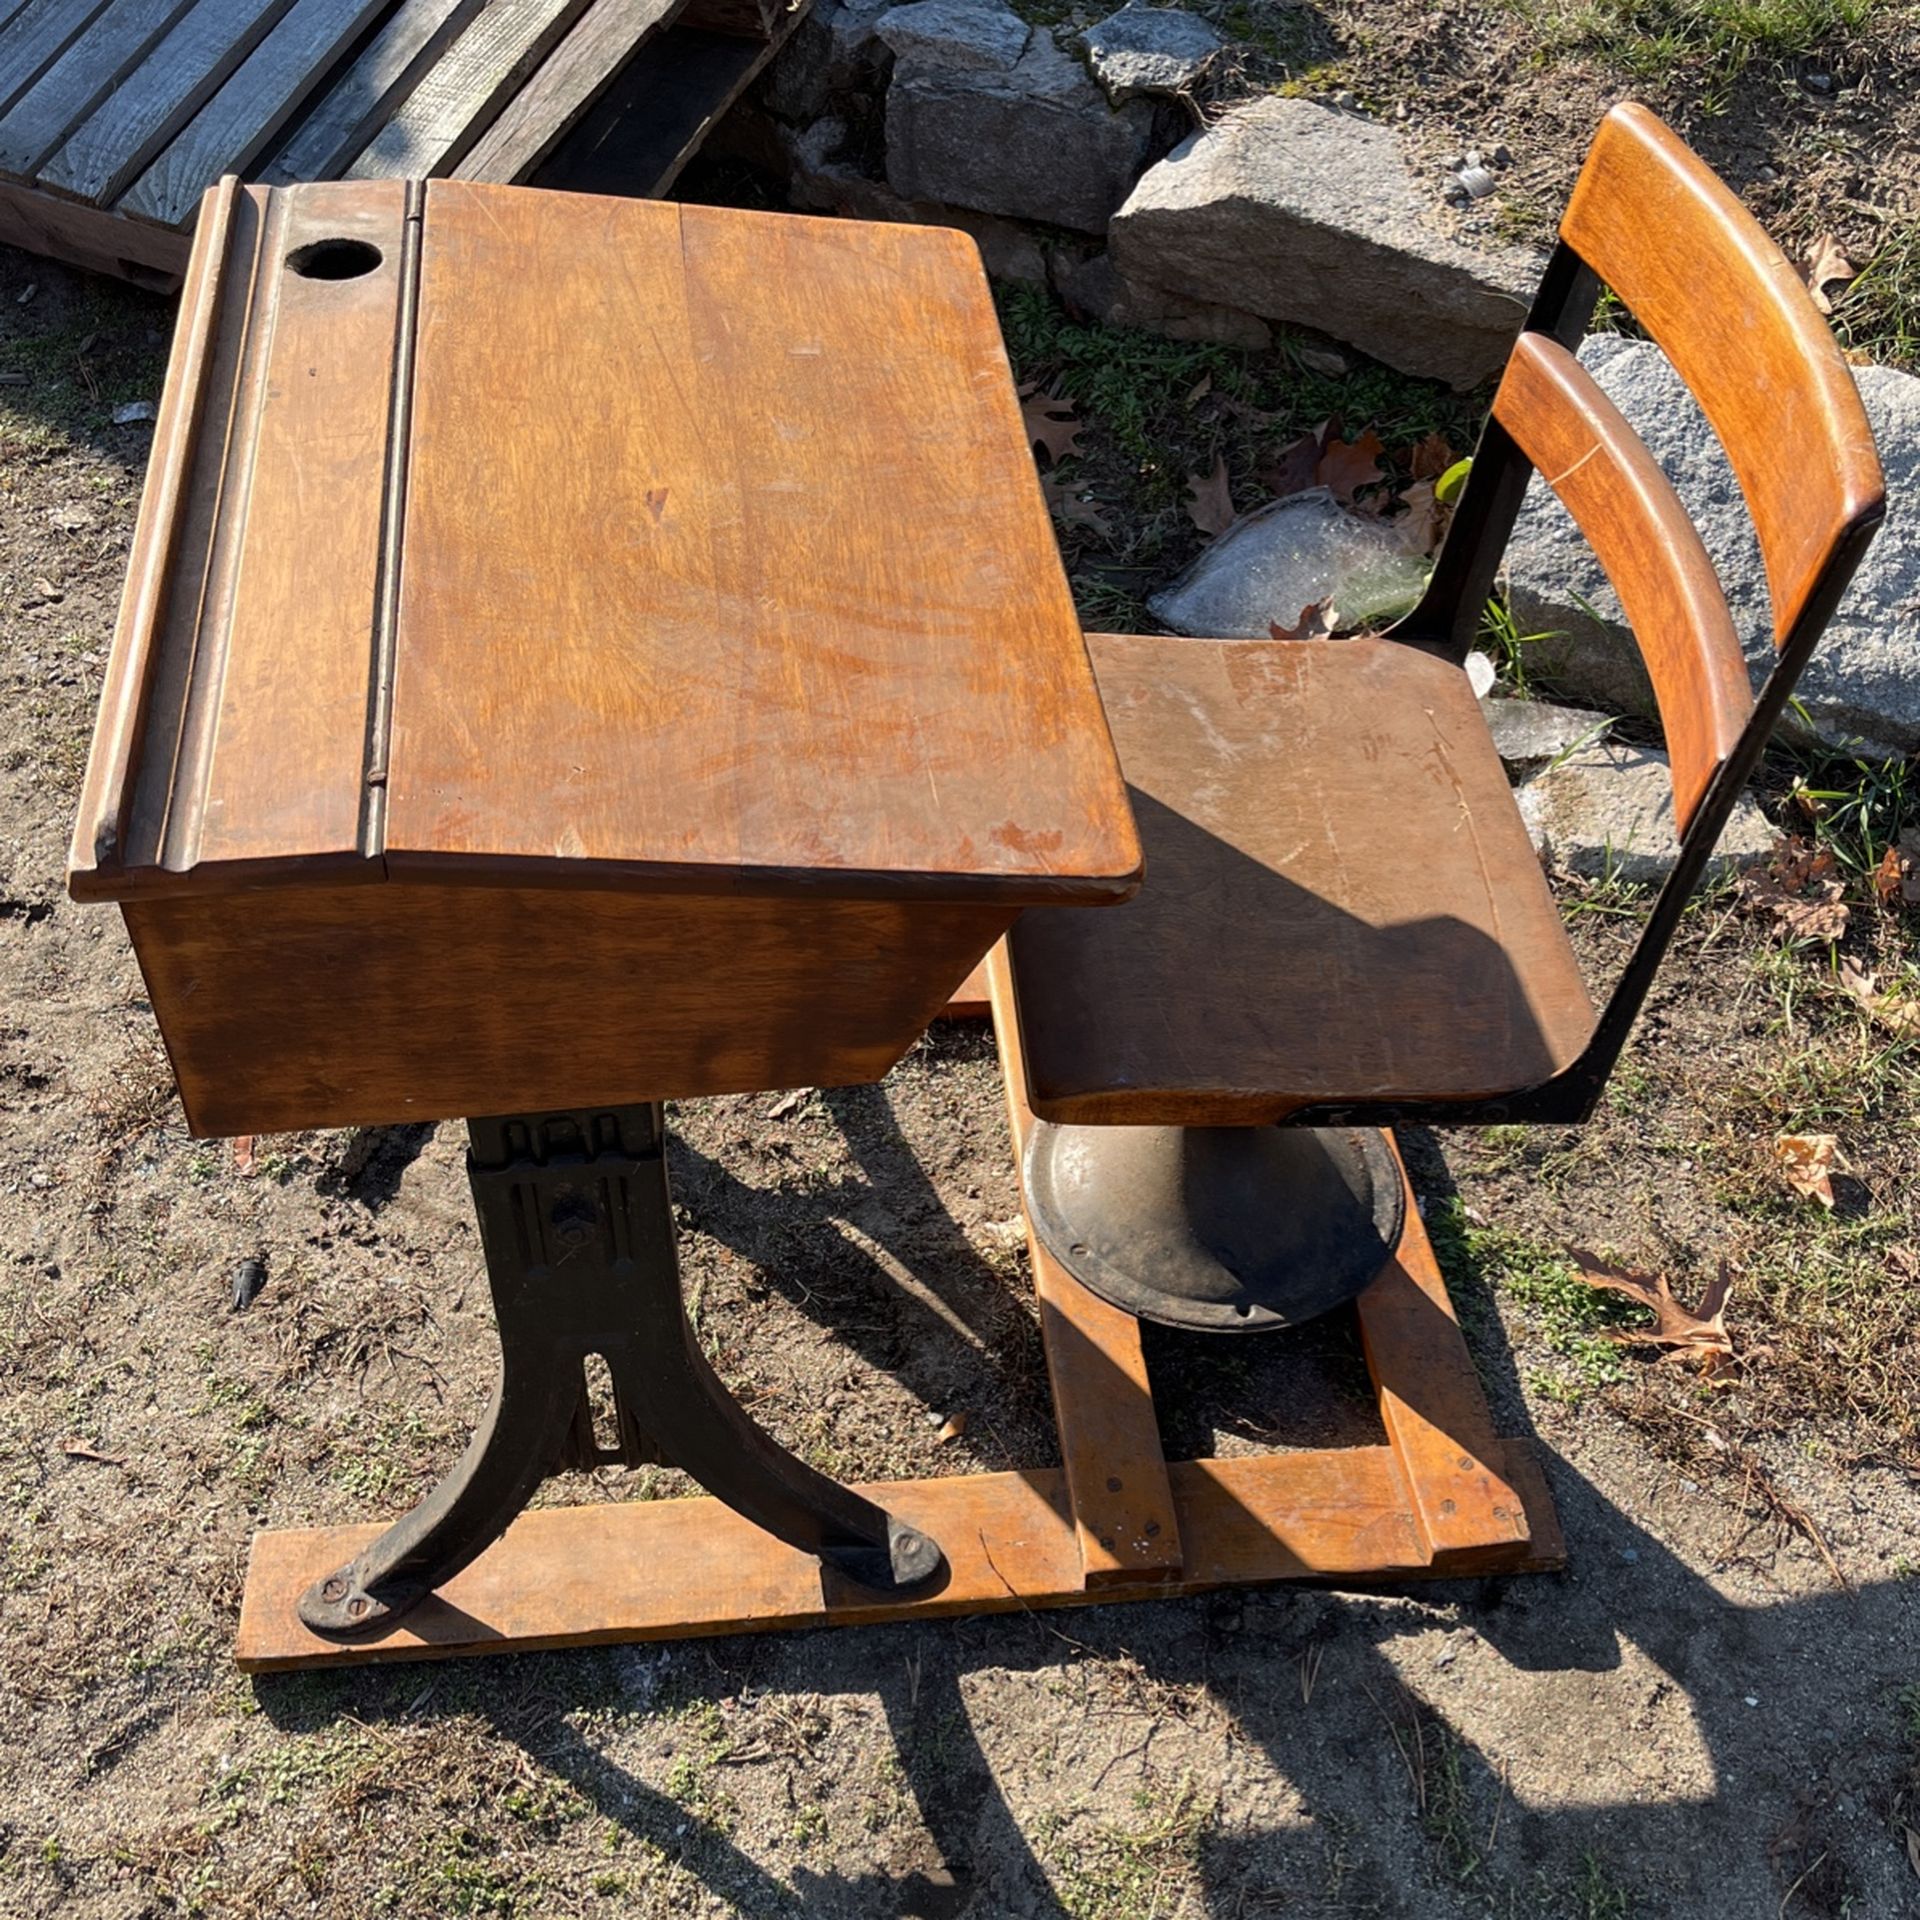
[299,1103,945,1636]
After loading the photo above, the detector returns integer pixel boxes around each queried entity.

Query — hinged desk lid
[70,178,1140,907]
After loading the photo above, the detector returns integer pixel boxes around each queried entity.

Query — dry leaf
[1570,1252,1736,1371]
[231,1135,256,1177]
[1270,601,1338,641]
[1837,957,1920,1038]
[767,1088,807,1119]
[1904,1823,1920,1881]
[1801,233,1856,315]
[1408,431,1456,482]
[1255,428,1325,500]
[1872,842,1907,907]
[1314,429,1386,505]
[1773,1132,1839,1209]
[1392,478,1448,556]
[1186,373,1212,405]
[1041,468,1114,537]
[935,1412,969,1443]
[1185,454,1236,536]
[1296,344,1349,377]
[1018,381,1084,465]
[62,1439,126,1466]
[1741,839,1850,943]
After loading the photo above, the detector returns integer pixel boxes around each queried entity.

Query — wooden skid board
[236,1440,1562,1670]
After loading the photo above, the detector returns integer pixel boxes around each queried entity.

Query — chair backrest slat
[1560,102,1882,647]
[1491,333,1750,830]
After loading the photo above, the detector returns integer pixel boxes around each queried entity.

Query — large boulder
[1109,97,1540,389]
[1507,338,1920,757]
[878,0,1158,234]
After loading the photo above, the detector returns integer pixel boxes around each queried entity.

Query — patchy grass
[1036,1771,1217,1919]
[1508,0,1872,96]
[1832,216,1920,370]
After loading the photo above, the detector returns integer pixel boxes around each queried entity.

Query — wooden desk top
[70,176,1140,909]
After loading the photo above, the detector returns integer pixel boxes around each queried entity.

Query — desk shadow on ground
[253,1098,1919,1917]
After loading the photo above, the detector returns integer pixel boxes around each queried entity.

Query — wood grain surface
[233,1439,1563,1669]
[124,881,1010,1134]
[0,0,116,121]
[385,185,1139,903]
[1493,332,1749,830]
[1563,102,1883,646]
[1005,633,1594,1125]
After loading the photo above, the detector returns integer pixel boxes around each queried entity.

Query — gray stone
[882,7,1157,233]
[1148,488,1430,637]
[1056,251,1271,348]
[1110,97,1541,388]
[1516,742,1773,883]
[875,0,1030,69]
[1506,337,1920,757]
[1081,4,1224,102]
[1478,694,1614,772]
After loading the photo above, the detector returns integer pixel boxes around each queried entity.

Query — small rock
[1620,1547,1640,1564]
[1463,148,1481,168]
[1479,694,1614,772]
[1080,3,1224,103]
[16,282,35,305]
[112,399,157,425]
[1756,163,1780,184]
[1516,742,1773,883]
[47,502,99,532]
[1464,649,1496,698]
[1329,88,1357,110]
[1294,343,1349,377]
[1490,142,1513,167]
[229,1256,267,1313]
[1148,487,1429,637]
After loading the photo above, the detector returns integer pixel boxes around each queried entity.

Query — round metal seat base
[1022,1122,1406,1332]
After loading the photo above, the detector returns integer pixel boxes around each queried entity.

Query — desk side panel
[123,884,1011,1135]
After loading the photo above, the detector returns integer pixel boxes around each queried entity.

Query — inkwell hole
[287,238,383,281]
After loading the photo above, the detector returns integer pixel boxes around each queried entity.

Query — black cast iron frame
[298,1103,946,1638]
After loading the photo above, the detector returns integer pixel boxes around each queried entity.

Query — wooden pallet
[0,0,803,287]
[233,944,1561,1671]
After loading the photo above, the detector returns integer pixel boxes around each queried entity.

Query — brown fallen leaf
[1882,827,1920,907]
[1255,428,1325,500]
[231,1134,256,1177]
[1185,373,1212,405]
[1392,478,1448,556]
[62,1439,126,1466]
[1018,381,1084,465]
[1569,1252,1736,1370]
[1741,838,1850,943]
[1315,428,1386,505]
[935,1411,969,1443]
[1185,454,1236,536]
[1837,956,1920,1038]
[1041,468,1114,537]
[1408,431,1456,482]
[1773,1132,1839,1209]
[1270,601,1338,641]
[767,1088,807,1119]
[1801,233,1856,315]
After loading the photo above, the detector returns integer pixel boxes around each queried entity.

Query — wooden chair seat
[1004,631,1597,1126]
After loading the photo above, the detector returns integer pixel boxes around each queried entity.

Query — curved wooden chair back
[1402,101,1885,1121]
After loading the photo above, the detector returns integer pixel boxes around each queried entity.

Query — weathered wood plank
[452,0,680,184]
[232,1440,1563,1669]
[530,14,798,200]
[0,0,110,118]
[344,0,591,181]
[38,0,300,207]
[0,0,189,181]
[258,0,483,187]
[1355,1140,1533,1570]
[118,0,393,227]
[988,941,1183,1588]
[0,169,186,277]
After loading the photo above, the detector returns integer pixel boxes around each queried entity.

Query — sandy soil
[2,231,1918,1920]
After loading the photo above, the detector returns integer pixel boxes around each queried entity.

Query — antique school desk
[72,176,1559,1670]
[68,175,1148,1661]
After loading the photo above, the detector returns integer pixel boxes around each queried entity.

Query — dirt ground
[3,144,1919,1920]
